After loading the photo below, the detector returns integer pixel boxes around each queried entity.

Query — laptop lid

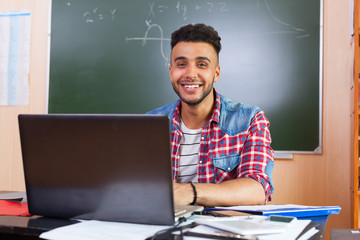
[18,114,176,225]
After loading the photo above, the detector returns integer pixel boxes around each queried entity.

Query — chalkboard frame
[276,0,323,158]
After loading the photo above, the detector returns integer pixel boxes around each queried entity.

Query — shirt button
[228,167,231,171]
[201,137,205,140]
[199,161,202,164]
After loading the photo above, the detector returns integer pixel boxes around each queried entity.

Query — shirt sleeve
[238,110,274,201]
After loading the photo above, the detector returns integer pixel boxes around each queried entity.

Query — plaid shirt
[169,92,274,201]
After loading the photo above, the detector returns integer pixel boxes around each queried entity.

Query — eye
[197,62,208,68]
[176,62,186,68]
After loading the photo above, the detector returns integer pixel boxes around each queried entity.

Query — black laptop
[18,114,202,225]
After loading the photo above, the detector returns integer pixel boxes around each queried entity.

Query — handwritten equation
[70,1,228,23]
[65,1,117,23]
[82,7,117,23]
[64,0,309,39]
[148,1,229,21]
[125,1,229,64]
[125,0,309,64]
[63,0,311,65]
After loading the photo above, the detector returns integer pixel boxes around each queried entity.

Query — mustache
[178,79,204,84]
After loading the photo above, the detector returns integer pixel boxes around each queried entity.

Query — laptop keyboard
[174,208,187,216]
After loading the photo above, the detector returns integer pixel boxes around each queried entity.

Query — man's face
[169,42,220,106]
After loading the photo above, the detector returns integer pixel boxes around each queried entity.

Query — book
[0,200,30,216]
[0,191,26,203]
[205,204,341,218]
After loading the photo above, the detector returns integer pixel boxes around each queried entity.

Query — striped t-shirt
[178,121,201,183]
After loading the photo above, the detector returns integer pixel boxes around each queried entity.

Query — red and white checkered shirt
[170,92,274,201]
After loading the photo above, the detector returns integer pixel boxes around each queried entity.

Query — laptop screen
[18,114,175,225]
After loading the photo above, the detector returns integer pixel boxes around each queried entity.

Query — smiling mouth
[183,85,200,89]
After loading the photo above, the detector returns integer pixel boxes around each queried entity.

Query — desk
[331,229,360,240]
[0,214,325,240]
[0,215,77,240]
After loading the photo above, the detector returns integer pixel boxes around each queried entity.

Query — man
[148,23,274,207]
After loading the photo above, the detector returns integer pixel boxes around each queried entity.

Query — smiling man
[148,24,274,207]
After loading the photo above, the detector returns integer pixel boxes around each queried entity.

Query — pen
[194,210,230,217]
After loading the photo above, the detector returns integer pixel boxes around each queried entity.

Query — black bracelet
[189,182,197,205]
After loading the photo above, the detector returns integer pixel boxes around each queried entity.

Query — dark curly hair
[171,23,222,57]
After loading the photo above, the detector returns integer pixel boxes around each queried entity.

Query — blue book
[204,204,341,218]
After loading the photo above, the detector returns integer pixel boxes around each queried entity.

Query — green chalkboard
[48,0,322,153]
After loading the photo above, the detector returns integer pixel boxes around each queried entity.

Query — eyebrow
[174,56,211,63]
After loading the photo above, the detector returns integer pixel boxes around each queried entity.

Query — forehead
[171,42,217,61]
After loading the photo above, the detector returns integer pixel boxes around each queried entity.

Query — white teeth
[184,85,199,89]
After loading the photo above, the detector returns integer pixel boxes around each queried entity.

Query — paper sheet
[39,220,170,240]
[40,215,315,240]
[258,219,311,240]
[0,10,31,106]
[187,216,312,240]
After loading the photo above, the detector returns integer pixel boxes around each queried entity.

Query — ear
[213,65,220,83]
[169,64,172,78]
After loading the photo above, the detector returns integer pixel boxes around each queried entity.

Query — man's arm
[173,177,266,206]
[173,110,274,207]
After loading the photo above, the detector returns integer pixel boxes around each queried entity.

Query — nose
[185,64,197,80]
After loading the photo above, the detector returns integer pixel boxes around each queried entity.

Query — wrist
[189,182,197,205]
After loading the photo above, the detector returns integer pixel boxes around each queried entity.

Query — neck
[180,90,215,129]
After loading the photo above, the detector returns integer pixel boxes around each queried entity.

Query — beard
[172,77,215,106]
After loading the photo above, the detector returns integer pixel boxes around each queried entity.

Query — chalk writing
[148,2,155,18]
[76,0,306,40]
[264,0,308,38]
[125,20,170,64]
[218,2,228,12]
[206,2,214,13]
[110,9,116,20]
[158,5,168,13]
[82,7,117,23]
[176,2,187,20]
[125,0,308,65]
[146,1,228,20]
[193,2,229,13]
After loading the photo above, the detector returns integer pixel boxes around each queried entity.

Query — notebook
[18,114,203,225]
